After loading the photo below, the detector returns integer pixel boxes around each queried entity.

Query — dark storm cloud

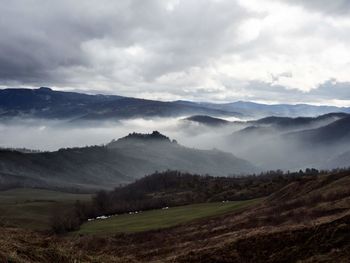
[0,0,248,86]
[0,0,105,83]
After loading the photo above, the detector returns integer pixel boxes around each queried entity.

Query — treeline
[50,168,350,233]
[0,147,43,153]
[113,131,173,143]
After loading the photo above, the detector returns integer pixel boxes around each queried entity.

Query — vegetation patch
[77,199,260,235]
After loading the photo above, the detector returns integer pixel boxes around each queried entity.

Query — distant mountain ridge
[0,87,239,120]
[184,112,348,129]
[0,87,349,120]
[199,101,350,118]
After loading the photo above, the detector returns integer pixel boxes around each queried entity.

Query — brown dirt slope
[1,171,350,263]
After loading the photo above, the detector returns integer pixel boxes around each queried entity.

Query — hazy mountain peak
[184,115,229,126]
[38,87,52,92]
[125,131,170,141]
[108,131,176,147]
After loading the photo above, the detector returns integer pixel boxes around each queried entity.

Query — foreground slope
[0,170,349,262]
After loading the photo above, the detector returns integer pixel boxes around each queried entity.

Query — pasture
[0,188,91,230]
[77,198,260,235]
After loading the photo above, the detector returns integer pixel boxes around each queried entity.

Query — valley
[1,88,350,262]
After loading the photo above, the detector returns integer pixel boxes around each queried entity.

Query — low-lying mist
[1,115,349,173]
[0,117,242,151]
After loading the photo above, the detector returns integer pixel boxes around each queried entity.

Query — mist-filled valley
[1,87,350,263]
[1,111,349,173]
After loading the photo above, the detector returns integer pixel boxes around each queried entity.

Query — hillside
[112,170,300,202]
[222,113,350,170]
[82,170,299,219]
[0,170,349,262]
[228,112,349,142]
[251,112,348,130]
[0,132,256,190]
[286,115,350,146]
[106,131,256,176]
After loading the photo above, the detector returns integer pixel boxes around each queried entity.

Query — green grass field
[77,199,261,235]
[0,188,91,230]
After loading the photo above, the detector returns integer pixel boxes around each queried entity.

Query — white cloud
[0,0,350,105]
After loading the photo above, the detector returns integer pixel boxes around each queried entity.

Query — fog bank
[0,117,242,151]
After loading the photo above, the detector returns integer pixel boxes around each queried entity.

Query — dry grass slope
[0,171,350,262]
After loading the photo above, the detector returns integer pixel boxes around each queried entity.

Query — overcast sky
[1,0,350,105]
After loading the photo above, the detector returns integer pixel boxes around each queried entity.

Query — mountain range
[221,112,350,170]
[1,87,350,120]
[1,87,350,188]
[199,101,350,118]
[0,87,237,120]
